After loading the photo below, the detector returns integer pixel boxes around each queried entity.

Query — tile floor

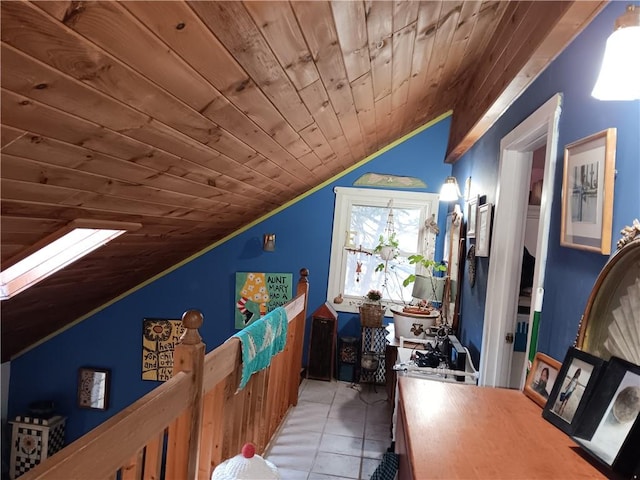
[265,379,393,480]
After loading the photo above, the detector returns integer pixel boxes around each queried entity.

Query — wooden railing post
[290,269,309,406]
[166,309,206,480]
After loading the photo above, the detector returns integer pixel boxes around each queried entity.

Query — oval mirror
[576,235,640,364]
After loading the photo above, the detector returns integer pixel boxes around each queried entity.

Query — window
[1,220,140,300]
[327,187,439,314]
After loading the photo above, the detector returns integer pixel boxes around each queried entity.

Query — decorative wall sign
[235,272,293,328]
[142,318,185,381]
[560,128,616,254]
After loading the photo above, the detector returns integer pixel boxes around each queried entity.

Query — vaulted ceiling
[0,1,606,361]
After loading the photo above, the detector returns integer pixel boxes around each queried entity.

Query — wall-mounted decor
[475,203,493,257]
[466,195,479,239]
[560,128,616,254]
[542,347,605,435]
[573,357,640,477]
[142,318,185,381]
[354,173,426,188]
[77,367,110,410]
[235,272,293,328]
[524,352,561,408]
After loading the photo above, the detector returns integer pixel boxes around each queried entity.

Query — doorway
[479,94,563,388]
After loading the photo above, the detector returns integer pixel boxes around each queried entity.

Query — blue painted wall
[7,117,453,443]
[454,2,640,367]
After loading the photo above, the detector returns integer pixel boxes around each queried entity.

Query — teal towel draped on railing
[233,306,288,390]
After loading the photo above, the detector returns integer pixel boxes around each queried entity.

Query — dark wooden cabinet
[307,303,337,381]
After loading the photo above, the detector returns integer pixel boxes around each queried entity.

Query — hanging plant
[374,232,399,271]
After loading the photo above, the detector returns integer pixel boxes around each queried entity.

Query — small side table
[9,415,66,479]
[360,326,388,385]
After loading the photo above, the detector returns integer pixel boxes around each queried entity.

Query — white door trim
[479,93,562,387]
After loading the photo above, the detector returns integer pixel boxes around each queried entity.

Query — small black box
[447,335,466,382]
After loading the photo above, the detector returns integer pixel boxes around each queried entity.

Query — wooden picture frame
[542,347,605,435]
[466,195,479,239]
[475,203,493,257]
[524,352,562,408]
[77,367,110,410]
[560,128,616,254]
[573,357,640,476]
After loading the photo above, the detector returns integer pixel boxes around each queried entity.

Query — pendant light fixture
[440,176,461,202]
[591,4,640,101]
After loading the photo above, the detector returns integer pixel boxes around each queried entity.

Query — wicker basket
[359,303,384,328]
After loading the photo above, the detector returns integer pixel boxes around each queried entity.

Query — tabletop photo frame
[560,128,616,255]
[573,357,640,476]
[524,352,561,408]
[542,347,605,435]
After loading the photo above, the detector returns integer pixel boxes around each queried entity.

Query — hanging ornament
[356,260,362,282]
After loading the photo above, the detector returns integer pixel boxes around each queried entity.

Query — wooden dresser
[395,377,608,479]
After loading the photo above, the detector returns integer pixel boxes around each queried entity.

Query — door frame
[479,93,563,387]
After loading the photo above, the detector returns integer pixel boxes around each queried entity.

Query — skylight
[1,228,127,300]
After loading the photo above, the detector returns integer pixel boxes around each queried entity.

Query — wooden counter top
[396,377,608,479]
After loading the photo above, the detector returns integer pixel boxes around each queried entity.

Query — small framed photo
[77,367,110,410]
[542,347,605,435]
[524,352,561,408]
[466,195,479,239]
[560,128,616,255]
[475,203,493,257]
[573,357,640,476]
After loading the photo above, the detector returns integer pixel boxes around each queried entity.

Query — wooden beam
[445,1,607,163]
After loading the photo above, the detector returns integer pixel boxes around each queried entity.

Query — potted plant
[359,289,384,328]
[373,232,399,265]
[392,254,448,339]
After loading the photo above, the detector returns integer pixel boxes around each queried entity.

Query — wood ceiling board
[413,2,463,124]
[403,1,442,136]
[365,1,393,102]
[292,1,366,162]
[0,154,248,214]
[1,125,27,148]
[431,1,509,117]
[350,71,379,151]
[298,80,354,169]
[2,134,280,209]
[123,1,305,154]
[245,1,320,91]
[298,123,338,164]
[189,1,313,132]
[390,22,417,117]
[331,1,370,84]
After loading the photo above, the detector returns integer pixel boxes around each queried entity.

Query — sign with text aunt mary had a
[235,272,293,329]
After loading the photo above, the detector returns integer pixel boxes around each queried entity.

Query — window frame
[327,187,440,314]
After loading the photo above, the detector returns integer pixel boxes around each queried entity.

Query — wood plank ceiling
[0,1,605,361]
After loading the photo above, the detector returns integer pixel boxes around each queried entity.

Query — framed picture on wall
[475,203,493,257]
[466,195,479,239]
[560,128,616,255]
[77,367,110,410]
